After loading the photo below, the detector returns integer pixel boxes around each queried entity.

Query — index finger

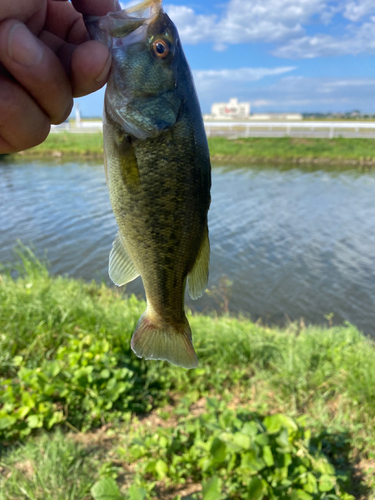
[70,0,120,16]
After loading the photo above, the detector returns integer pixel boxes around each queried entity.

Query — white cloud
[274,17,375,58]
[194,74,375,113]
[274,34,344,58]
[252,76,375,110]
[220,0,326,43]
[343,0,375,21]
[166,0,326,46]
[272,75,375,92]
[192,67,295,112]
[193,67,296,92]
[319,3,342,24]
[118,1,375,58]
[319,79,375,90]
[252,100,275,106]
[165,5,217,44]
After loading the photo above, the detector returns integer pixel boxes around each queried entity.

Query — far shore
[4,133,375,167]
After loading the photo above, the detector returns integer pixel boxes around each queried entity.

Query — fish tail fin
[131,311,198,369]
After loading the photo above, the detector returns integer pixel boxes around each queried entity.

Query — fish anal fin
[187,228,210,300]
[109,232,139,286]
[131,312,198,369]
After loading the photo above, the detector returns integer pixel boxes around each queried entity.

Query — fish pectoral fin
[109,232,140,286]
[131,312,198,369]
[187,228,210,300]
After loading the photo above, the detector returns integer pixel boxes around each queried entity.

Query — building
[211,98,250,119]
[206,99,303,121]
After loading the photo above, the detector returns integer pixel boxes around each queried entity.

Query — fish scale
[85,0,211,368]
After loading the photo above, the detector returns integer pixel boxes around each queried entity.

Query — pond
[1,158,375,335]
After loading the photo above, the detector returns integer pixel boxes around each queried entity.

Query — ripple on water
[1,159,375,335]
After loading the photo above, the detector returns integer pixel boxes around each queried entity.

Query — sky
[76,0,375,117]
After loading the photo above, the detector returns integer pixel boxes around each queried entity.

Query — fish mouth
[124,0,162,17]
[94,0,162,39]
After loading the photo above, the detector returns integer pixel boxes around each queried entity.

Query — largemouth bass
[85,0,211,369]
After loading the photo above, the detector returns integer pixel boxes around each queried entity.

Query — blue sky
[76,0,375,117]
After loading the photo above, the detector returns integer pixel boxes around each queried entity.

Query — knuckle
[0,77,50,152]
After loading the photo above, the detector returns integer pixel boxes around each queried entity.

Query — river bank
[1,249,375,498]
[5,133,375,166]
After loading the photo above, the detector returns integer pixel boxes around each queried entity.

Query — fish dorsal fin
[109,232,140,286]
[187,228,210,300]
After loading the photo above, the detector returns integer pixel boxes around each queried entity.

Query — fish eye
[152,39,170,59]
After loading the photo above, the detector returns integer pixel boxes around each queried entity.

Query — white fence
[204,121,375,139]
[52,120,375,139]
[51,121,103,132]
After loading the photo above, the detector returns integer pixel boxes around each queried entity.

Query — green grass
[208,137,375,164]
[16,132,104,158]
[0,430,96,500]
[1,248,375,498]
[7,134,375,164]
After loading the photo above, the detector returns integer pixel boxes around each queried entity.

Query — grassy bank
[1,250,375,499]
[8,133,375,165]
[16,132,104,159]
[208,137,375,165]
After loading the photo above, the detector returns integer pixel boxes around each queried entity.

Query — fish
[84,0,211,369]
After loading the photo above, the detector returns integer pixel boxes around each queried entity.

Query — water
[1,158,375,335]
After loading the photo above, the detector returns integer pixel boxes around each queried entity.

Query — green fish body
[85,0,211,368]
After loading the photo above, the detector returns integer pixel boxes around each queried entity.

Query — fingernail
[8,23,43,67]
[95,53,112,83]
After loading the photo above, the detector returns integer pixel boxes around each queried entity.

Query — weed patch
[1,249,375,498]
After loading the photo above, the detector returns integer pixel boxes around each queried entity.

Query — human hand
[0,0,118,154]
